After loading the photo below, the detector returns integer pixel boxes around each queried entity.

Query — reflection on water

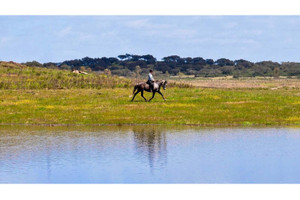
[0,126,300,183]
[133,127,167,170]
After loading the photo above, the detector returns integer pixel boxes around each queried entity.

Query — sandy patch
[224,101,259,104]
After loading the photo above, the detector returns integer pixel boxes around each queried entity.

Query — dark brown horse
[131,80,167,102]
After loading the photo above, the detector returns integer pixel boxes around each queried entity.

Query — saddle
[147,82,158,90]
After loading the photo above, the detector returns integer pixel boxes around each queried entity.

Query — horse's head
[163,80,168,90]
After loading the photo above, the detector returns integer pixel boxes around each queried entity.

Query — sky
[1,16,300,63]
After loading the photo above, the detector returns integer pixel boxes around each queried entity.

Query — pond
[0,126,300,183]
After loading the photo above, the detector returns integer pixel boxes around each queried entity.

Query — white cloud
[0,36,11,45]
[146,28,197,39]
[56,26,72,37]
[189,37,260,46]
[125,19,149,28]
[78,33,96,41]
[125,19,171,29]
[223,22,238,29]
[125,18,197,39]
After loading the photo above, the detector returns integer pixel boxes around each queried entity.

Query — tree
[184,57,193,64]
[131,55,141,61]
[108,57,119,64]
[33,54,300,78]
[234,59,254,69]
[192,57,206,65]
[118,55,127,60]
[255,61,280,70]
[220,66,234,75]
[206,59,214,65]
[24,61,43,67]
[215,58,234,66]
[43,62,58,69]
[141,54,157,64]
[117,54,132,61]
[162,55,181,63]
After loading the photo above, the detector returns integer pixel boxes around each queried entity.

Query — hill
[0,61,132,89]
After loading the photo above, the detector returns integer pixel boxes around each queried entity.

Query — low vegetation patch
[0,61,132,89]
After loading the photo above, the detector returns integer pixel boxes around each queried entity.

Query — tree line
[22,54,300,78]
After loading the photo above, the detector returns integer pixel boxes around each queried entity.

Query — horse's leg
[131,90,140,102]
[141,90,147,102]
[148,91,156,102]
[157,91,166,101]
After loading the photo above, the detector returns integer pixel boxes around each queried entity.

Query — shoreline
[0,123,299,128]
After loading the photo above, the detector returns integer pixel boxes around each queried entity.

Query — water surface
[0,126,300,183]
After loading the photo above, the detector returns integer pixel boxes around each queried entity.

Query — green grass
[0,88,299,126]
[0,61,299,126]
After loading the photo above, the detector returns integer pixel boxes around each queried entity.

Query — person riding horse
[147,69,154,92]
[131,72,168,102]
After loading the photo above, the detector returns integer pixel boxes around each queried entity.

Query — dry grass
[173,77,300,89]
[0,61,132,89]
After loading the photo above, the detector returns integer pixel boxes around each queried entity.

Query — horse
[131,80,167,102]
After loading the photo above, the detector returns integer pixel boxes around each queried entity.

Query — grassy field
[0,61,132,89]
[0,61,299,126]
[0,87,299,126]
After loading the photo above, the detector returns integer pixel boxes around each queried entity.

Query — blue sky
[1,16,300,63]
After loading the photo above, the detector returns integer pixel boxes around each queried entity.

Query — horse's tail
[133,85,137,95]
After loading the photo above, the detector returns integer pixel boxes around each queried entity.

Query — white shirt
[148,73,154,81]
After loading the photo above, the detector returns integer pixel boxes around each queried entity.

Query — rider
[147,69,155,92]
